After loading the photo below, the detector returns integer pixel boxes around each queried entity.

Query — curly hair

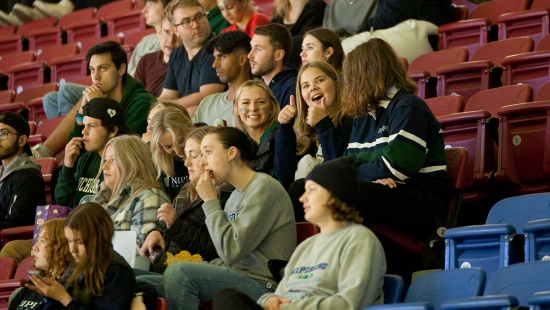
[40,218,72,281]
[326,194,362,224]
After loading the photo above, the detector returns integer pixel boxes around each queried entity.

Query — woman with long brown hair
[343,38,448,240]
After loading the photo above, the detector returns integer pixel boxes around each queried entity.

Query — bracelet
[135,292,144,297]
[75,112,84,123]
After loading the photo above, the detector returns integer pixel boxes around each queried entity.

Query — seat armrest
[444,224,515,239]
[436,60,493,75]
[364,302,434,310]
[440,295,519,310]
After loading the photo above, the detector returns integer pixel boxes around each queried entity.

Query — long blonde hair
[294,61,345,155]
[233,79,280,136]
[150,107,195,178]
[96,135,163,204]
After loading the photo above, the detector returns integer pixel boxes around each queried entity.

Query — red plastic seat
[0,91,15,105]
[502,44,550,100]
[65,0,133,43]
[155,298,169,310]
[0,25,16,37]
[495,100,550,194]
[12,82,59,123]
[438,84,533,203]
[452,0,478,18]
[0,256,36,307]
[6,45,78,93]
[436,37,534,103]
[104,8,146,37]
[0,17,56,56]
[28,117,64,149]
[296,222,320,245]
[123,27,156,49]
[0,226,34,248]
[425,95,465,117]
[34,157,56,204]
[497,0,550,49]
[408,47,468,99]
[535,81,550,100]
[438,0,530,57]
[0,258,17,281]
[28,121,37,134]
[453,5,469,22]
[254,0,274,19]
[27,7,96,52]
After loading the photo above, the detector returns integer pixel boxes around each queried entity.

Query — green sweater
[207,6,229,35]
[69,75,154,139]
[55,152,102,208]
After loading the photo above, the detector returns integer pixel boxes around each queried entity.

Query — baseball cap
[83,98,133,135]
[0,112,32,156]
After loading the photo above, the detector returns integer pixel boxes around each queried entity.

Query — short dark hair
[205,30,251,55]
[86,41,128,76]
[253,24,292,65]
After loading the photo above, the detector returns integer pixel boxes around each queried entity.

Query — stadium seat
[524,218,550,262]
[13,82,59,123]
[104,7,146,37]
[0,16,56,56]
[529,291,550,310]
[27,7,96,51]
[440,261,550,308]
[0,256,36,308]
[497,0,550,48]
[495,100,550,194]
[436,37,534,104]
[425,95,464,117]
[363,268,485,310]
[296,222,320,244]
[444,193,550,278]
[453,5,469,22]
[34,157,57,205]
[65,0,133,43]
[0,91,15,105]
[0,226,34,248]
[408,47,469,99]
[0,258,17,281]
[438,0,530,57]
[6,45,78,93]
[0,25,16,37]
[383,274,405,304]
[438,84,532,203]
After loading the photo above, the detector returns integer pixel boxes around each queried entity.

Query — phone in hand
[28,270,43,279]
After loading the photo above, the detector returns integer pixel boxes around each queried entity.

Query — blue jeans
[43,83,86,118]
[137,262,274,310]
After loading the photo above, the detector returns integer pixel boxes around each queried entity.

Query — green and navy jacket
[345,88,447,186]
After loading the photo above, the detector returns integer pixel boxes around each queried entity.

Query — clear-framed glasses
[173,12,208,29]
[158,28,175,39]
[0,130,20,140]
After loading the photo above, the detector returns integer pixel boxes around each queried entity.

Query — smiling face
[172,6,211,49]
[158,130,185,158]
[64,227,86,263]
[89,53,125,95]
[81,116,114,154]
[248,34,276,77]
[184,137,204,182]
[199,133,232,185]
[101,144,119,190]
[300,34,330,65]
[300,66,337,108]
[158,18,182,59]
[32,229,50,271]
[237,86,272,131]
[299,180,332,225]
[218,0,246,25]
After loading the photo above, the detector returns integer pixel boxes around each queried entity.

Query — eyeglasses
[0,130,20,140]
[173,12,208,29]
[158,28,175,39]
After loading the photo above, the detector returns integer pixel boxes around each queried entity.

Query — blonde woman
[142,101,190,144]
[272,0,326,36]
[275,61,352,190]
[218,0,270,37]
[92,135,170,247]
[150,106,195,199]
[233,79,280,174]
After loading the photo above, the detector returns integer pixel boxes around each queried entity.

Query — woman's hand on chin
[26,275,73,306]
[196,171,218,202]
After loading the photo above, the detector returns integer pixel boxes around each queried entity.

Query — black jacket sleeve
[0,170,45,230]
[274,122,298,189]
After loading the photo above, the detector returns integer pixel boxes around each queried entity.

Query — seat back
[473,37,534,67]
[0,25,16,37]
[58,7,96,29]
[77,35,123,55]
[34,158,57,175]
[0,258,17,280]
[36,44,80,64]
[404,268,485,309]
[465,84,532,116]
[15,17,56,37]
[14,82,58,104]
[453,5,468,21]
[486,193,550,231]
[14,256,37,281]
[538,34,550,51]
[96,0,133,20]
[36,116,64,139]
[0,51,35,74]
[425,95,464,117]
[485,261,550,306]
[123,28,156,47]
[535,81,550,101]
[296,222,320,245]
[471,0,530,24]
[0,90,15,104]
[383,274,405,304]
[409,47,469,77]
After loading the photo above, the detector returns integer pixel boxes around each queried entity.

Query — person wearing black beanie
[211,156,387,310]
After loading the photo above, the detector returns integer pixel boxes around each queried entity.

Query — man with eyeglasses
[159,0,225,117]
[0,112,45,231]
[135,16,183,97]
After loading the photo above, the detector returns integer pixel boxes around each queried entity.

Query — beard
[251,56,276,78]
[0,140,20,160]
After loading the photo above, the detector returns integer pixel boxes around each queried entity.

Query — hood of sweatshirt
[0,154,42,182]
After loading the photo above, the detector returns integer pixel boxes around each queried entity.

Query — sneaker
[12,4,46,22]
[32,144,54,159]
[33,0,74,18]
[0,10,23,26]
